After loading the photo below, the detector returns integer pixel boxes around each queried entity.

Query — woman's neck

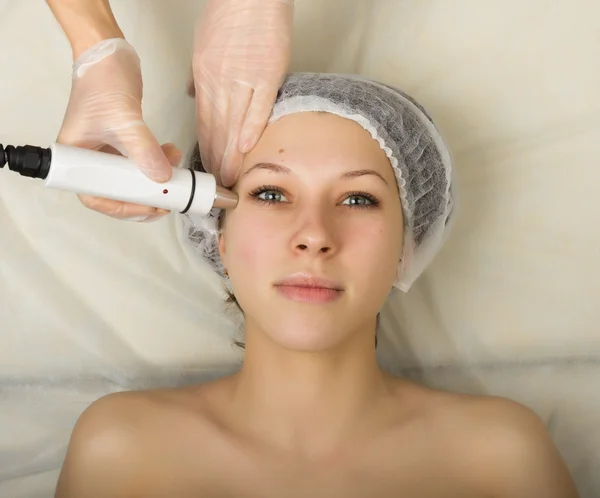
[222,320,395,460]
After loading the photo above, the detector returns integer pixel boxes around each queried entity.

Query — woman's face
[219,112,403,351]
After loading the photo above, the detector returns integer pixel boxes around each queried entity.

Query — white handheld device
[0,142,238,215]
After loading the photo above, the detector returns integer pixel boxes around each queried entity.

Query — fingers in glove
[122,213,167,223]
[77,143,181,220]
[220,82,254,187]
[77,195,168,219]
[239,85,281,154]
[207,83,233,183]
[111,122,174,183]
[194,79,214,174]
[160,143,183,166]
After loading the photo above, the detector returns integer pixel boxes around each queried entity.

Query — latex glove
[190,0,294,187]
[57,38,177,221]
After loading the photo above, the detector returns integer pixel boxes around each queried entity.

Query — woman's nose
[290,209,338,257]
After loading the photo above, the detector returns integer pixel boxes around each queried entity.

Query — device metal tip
[213,186,238,209]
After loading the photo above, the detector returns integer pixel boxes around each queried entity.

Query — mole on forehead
[279,148,285,154]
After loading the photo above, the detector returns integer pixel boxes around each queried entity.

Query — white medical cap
[181,72,455,292]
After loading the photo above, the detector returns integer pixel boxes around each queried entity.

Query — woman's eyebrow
[340,169,388,185]
[243,163,291,176]
[243,163,388,186]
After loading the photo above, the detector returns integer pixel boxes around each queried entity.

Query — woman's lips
[275,285,342,303]
[273,273,344,303]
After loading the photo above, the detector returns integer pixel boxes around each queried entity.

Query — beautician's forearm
[45,0,125,59]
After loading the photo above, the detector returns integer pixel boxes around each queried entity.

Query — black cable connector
[0,143,52,179]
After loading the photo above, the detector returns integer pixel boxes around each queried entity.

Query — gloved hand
[57,38,177,221]
[190,0,294,187]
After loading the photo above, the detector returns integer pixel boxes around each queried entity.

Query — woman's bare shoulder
[54,384,219,498]
[68,385,210,431]
[391,378,556,444]
[455,394,578,496]
[394,381,579,497]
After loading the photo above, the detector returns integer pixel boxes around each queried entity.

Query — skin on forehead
[238,112,398,189]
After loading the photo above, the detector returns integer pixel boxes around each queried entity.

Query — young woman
[54,74,578,498]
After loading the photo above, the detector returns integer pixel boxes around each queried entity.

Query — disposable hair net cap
[181,72,455,292]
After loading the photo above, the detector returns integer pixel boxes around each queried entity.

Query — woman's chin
[242,303,377,353]
[258,316,358,353]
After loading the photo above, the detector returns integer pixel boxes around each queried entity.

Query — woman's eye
[249,187,288,204]
[259,190,286,202]
[341,194,377,208]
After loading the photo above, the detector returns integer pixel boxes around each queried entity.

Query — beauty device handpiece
[0,142,238,215]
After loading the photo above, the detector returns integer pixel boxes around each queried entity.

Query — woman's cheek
[353,218,399,272]
[229,212,282,270]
